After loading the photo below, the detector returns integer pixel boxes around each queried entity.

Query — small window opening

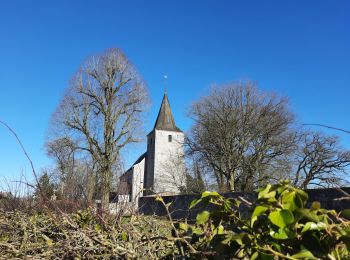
[168,135,172,142]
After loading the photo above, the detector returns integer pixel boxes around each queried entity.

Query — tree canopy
[49,48,149,209]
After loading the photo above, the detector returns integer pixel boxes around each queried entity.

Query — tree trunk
[216,174,226,193]
[101,165,112,211]
[228,173,235,192]
[86,171,95,203]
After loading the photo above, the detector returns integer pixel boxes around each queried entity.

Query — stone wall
[138,187,350,220]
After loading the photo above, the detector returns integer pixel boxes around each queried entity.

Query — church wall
[144,131,155,194]
[131,157,145,206]
[153,129,185,194]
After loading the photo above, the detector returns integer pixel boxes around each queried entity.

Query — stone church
[118,94,185,204]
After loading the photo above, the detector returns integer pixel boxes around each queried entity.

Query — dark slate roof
[154,94,182,132]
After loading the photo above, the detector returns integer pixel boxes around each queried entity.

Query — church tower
[144,94,185,195]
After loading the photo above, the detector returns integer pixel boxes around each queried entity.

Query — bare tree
[184,159,207,194]
[50,48,149,210]
[187,82,295,192]
[159,152,187,194]
[292,131,350,189]
[46,137,76,198]
[0,171,35,212]
[46,137,98,202]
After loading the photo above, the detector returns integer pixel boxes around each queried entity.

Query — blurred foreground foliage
[170,180,350,259]
[2,181,350,259]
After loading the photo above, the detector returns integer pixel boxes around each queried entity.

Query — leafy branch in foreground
[171,180,350,259]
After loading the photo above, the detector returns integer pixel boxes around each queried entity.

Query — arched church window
[168,135,172,142]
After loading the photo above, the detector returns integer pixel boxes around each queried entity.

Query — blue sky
[0,0,349,181]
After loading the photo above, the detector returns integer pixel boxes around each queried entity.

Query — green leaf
[189,198,201,209]
[251,252,259,260]
[251,251,273,260]
[190,191,221,208]
[270,227,296,240]
[95,223,102,232]
[201,191,220,198]
[275,180,289,194]
[232,198,241,208]
[155,196,164,203]
[260,252,275,260]
[295,189,308,203]
[340,209,350,220]
[281,191,303,211]
[0,234,9,242]
[291,249,315,259]
[269,228,289,239]
[268,209,294,228]
[295,208,319,222]
[196,210,210,225]
[311,201,321,211]
[225,232,248,246]
[301,222,327,233]
[269,241,281,252]
[258,184,276,200]
[215,224,224,235]
[121,231,128,241]
[179,223,188,232]
[301,222,317,233]
[341,235,350,249]
[251,205,268,227]
[264,192,277,202]
[190,226,203,235]
[338,226,350,236]
[223,199,233,211]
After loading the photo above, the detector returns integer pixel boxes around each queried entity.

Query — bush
[171,180,350,259]
[0,209,176,259]
[2,181,350,259]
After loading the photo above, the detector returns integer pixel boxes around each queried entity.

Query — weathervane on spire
[163,75,168,94]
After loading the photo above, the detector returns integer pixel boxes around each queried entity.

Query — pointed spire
[163,75,168,94]
[154,94,182,132]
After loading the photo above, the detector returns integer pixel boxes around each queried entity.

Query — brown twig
[303,124,350,134]
[0,120,47,202]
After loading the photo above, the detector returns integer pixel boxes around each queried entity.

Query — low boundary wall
[138,187,350,220]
